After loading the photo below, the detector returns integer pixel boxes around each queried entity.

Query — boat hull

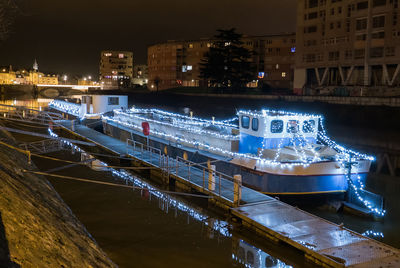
[103,120,367,196]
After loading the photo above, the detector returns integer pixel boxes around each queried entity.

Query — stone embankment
[0,129,116,267]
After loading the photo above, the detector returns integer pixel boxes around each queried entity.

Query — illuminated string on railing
[130,107,238,128]
[362,230,384,238]
[49,100,80,116]
[49,100,104,119]
[103,115,312,168]
[48,128,231,237]
[114,110,238,140]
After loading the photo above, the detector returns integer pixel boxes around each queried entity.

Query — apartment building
[294,0,400,94]
[100,51,133,89]
[147,34,296,91]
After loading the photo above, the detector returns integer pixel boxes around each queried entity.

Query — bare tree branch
[0,0,21,42]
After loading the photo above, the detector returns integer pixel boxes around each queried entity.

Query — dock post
[208,165,216,192]
[203,168,205,189]
[176,156,179,176]
[233,175,242,207]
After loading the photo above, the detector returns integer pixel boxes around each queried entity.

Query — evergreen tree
[200,28,255,89]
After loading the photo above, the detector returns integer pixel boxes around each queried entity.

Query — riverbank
[0,128,115,267]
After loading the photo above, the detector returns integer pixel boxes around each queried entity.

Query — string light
[362,230,384,238]
[49,100,80,116]
[114,110,238,140]
[49,100,103,120]
[48,128,231,238]
[130,107,238,128]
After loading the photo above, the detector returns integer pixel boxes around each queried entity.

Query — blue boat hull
[104,122,366,196]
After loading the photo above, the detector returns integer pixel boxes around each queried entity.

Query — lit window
[108,97,119,105]
[104,53,112,57]
[303,120,315,133]
[187,65,193,70]
[119,53,124,58]
[281,72,286,78]
[287,120,299,133]
[207,43,211,48]
[271,120,283,133]
[275,64,279,69]
[241,116,250,129]
[258,72,265,79]
[188,43,194,48]
[251,118,259,131]
[182,65,188,72]
[291,47,296,53]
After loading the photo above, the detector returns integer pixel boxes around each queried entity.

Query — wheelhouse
[238,110,321,154]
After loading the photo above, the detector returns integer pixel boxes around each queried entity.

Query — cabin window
[108,97,119,105]
[303,120,315,133]
[241,116,250,129]
[251,118,259,131]
[247,251,254,265]
[287,120,299,133]
[270,120,283,133]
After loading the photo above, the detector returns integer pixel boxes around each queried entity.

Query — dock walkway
[57,121,400,268]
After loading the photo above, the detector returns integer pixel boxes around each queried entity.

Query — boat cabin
[238,110,320,154]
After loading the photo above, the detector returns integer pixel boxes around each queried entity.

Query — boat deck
[56,119,400,268]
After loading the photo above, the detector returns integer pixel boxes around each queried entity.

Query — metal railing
[125,138,241,206]
[19,139,65,154]
[0,104,64,124]
[126,139,163,168]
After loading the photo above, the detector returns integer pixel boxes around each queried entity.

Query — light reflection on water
[63,139,294,267]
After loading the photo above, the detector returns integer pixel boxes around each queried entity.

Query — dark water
[32,151,309,268]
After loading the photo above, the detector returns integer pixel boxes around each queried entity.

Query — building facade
[100,51,133,89]
[132,64,148,86]
[0,66,16,84]
[147,34,296,91]
[295,0,400,95]
[0,65,58,85]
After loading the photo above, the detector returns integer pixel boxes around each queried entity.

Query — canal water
[3,96,400,267]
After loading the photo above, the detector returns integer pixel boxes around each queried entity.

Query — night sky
[0,0,296,78]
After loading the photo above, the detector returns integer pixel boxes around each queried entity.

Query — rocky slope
[0,130,116,267]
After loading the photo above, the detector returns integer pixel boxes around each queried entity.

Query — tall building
[100,51,133,89]
[295,0,400,95]
[147,34,296,91]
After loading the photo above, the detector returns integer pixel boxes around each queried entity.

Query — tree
[0,0,21,42]
[200,28,256,89]
[153,76,161,93]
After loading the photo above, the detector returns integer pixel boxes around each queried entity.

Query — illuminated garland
[49,100,103,120]
[339,158,385,217]
[48,128,231,237]
[318,117,374,161]
[49,100,80,116]
[362,230,384,238]
[130,107,238,128]
[115,110,238,140]
[103,115,311,168]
